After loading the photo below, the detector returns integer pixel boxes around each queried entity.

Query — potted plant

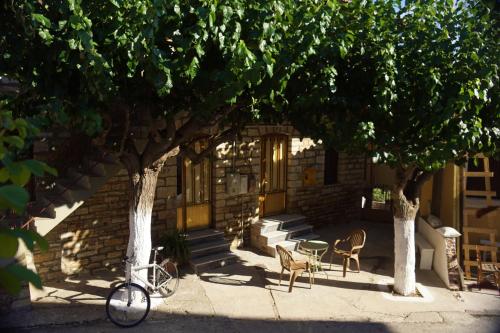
[159,230,190,266]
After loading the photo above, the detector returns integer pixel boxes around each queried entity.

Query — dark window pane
[324,148,338,185]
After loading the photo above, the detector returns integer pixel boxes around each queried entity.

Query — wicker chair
[475,245,499,292]
[276,245,312,292]
[329,229,366,277]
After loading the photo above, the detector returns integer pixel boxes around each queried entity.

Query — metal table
[299,240,329,279]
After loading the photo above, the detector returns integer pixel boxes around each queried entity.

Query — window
[324,148,338,185]
[261,135,287,193]
[176,155,182,195]
[184,141,210,205]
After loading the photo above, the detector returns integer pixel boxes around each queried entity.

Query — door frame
[259,133,288,217]
[177,152,213,232]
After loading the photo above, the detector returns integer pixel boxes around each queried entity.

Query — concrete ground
[1,221,499,333]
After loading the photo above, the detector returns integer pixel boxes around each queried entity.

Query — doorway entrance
[260,134,288,217]
[177,142,211,231]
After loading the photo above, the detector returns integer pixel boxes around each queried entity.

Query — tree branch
[394,164,416,193]
[413,170,435,198]
[182,127,239,165]
[119,106,130,155]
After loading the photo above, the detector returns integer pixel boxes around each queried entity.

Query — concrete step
[190,240,230,259]
[57,175,91,191]
[82,160,107,177]
[265,233,321,257]
[39,186,75,206]
[264,240,297,257]
[261,224,314,244]
[26,198,56,219]
[88,152,119,165]
[187,229,225,246]
[252,220,281,234]
[261,214,307,228]
[251,214,308,235]
[190,252,239,274]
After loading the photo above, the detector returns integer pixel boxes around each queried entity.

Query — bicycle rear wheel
[157,259,179,297]
[106,282,150,327]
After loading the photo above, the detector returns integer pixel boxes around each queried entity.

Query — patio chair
[475,245,499,292]
[329,229,366,277]
[276,245,312,292]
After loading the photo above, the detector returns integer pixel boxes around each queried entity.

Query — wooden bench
[415,233,434,270]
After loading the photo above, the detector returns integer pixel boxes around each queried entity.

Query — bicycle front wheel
[106,282,151,327]
[157,259,179,297]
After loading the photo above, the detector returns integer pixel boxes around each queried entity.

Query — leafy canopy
[1,0,348,142]
[286,0,499,172]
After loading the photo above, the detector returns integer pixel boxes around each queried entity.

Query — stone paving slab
[1,221,499,332]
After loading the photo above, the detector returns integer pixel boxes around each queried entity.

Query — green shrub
[372,187,391,203]
[159,230,190,265]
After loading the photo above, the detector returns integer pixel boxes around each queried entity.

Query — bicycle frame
[130,263,171,292]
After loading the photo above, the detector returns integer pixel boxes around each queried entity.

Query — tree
[0,0,346,283]
[0,109,55,294]
[285,0,499,295]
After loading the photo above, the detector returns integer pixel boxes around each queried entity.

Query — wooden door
[260,134,288,216]
[177,142,211,231]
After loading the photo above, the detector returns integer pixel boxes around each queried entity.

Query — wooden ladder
[462,154,498,279]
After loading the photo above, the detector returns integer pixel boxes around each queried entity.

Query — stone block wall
[33,124,366,282]
[212,125,366,246]
[33,165,179,283]
[287,138,366,225]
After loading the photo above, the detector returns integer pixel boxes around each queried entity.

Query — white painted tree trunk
[125,169,159,285]
[393,217,416,296]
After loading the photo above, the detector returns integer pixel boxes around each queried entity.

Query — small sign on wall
[303,167,317,186]
[226,173,241,196]
[226,172,251,195]
[240,174,248,194]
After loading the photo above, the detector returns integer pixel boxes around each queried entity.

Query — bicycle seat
[152,246,164,251]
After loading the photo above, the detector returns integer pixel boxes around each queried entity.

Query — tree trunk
[392,187,419,296]
[125,167,160,285]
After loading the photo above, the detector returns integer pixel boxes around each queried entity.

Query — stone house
[31,124,366,282]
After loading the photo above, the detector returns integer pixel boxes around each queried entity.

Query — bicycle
[105,246,179,327]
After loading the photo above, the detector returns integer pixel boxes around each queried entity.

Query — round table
[299,240,329,279]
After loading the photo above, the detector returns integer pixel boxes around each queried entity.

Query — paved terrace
[1,221,499,332]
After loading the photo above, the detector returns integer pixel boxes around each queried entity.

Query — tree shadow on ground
[2,308,396,333]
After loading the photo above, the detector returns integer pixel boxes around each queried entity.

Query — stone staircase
[27,151,121,236]
[251,214,319,257]
[187,229,239,274]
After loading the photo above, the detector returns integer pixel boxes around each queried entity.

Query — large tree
[0,0,345,283]
[285,0,499,295]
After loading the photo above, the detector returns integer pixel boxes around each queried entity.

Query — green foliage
[286,0,499,172]
[159,230,190,265]
[0,110,53,294]
[0,111,57,213]
[372,188,390,203]
[0,228,49,293]
[0,0,343,137]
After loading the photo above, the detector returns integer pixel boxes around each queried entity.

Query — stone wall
[34,124,366,282]
[287,138,365,225]
[212,125,366,247]
[33,165,179,282]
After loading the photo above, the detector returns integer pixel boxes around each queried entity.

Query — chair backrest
[276,245,293,270]
[348,229,366,253]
